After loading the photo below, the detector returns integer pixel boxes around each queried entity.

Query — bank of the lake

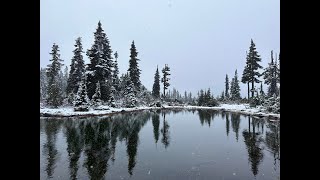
[40,104,280,119]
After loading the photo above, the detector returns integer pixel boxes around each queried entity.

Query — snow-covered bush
[73,81,90,111]
[263,95,280,113]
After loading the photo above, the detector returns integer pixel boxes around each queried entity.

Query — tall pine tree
[46,43,64,107]
[152,66,160,98]
[74,79,90,111]
[242,51,251,100]
[67,37,85,95]
[231,70,241,100]
[247,39,263,98]
[161,64,170,99]
[113,51,120,92]
[225,74,229,99]
[128,41,141,92]
[263,50,279,97]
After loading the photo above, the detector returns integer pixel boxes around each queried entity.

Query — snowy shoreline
[40,104,280,119]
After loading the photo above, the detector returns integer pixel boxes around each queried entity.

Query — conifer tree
[152,66,160,98]
[231,70,241,100]
[225,74,229,99]
[247,39,263,98]
[113,51,120,92]
[46,43,64,107]
[263,51,279,97]
[128,41,141,92]
[161,64,171,99]
[92,82,102,107]
[242,51,251,100]
[67,37,85,95]
[74,79,90,111]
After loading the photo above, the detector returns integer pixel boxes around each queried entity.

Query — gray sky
[40,0,280,98]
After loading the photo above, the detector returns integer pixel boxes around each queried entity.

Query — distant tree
[161,64,171,99]
[220,91,225,101]
[198,89,204,106]
[123,74,137,107]
[247,39,263,98]
[40,68,48,101]
[128,41,141,92]
[67,37,85,95]
[225,74,229,99]
[230,70,241,100]
[112,51,120,93]
[259,82,265,96]
[73,79,90,111]
[242,51,251,100]
[46,43,64,107]
[152,66,161,98]
[263,50,279,97]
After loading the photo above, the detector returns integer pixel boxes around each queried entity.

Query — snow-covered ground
[40,104,279,119]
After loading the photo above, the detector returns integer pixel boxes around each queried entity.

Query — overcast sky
[40,0,280,98]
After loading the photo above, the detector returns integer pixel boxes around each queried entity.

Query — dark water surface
[40,109,280,180]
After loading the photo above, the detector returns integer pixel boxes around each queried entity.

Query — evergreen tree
[220,91,225,101]
[247,39,263,98]
[225,74,229,99]
[198,89,204,106]
[40,68,48,101]
[67,37,85,95]
[260,82,265,96]
[113,51,120,92]
[74,79,90,111]
[123,74,137,107]
[86,21,113,101]
[242,51,251,100]
[128,41,141,92]
[161,64,170,99]
[152,66,161,98]
[263,50,279,97]
[231,70,241,100]
[92,82,102,107]
[46,43,64,107]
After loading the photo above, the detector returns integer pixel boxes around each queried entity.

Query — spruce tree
[247,39,263,98]
[46,43,64,107]
[40,68,48,101]
[128,41,141,92]
[124,75,137,108]
[161,64,171,99]
[74,80,90,111]
[263,50,279,97]
[86,21,113,101]
[233,70,241,100]
[259,82,265,96]
[92,82,102,107]
[225,74,229,99]
[242,51,251,100]
[113,51,120,92]
[152,66,160,98]
[67,37,85,95]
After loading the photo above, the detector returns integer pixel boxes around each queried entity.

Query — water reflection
[40,110,280,179]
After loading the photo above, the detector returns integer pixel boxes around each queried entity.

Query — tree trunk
[251,80,254,98]
[247,82,250,101]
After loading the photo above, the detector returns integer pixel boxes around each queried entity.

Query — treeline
[40,21,172,110]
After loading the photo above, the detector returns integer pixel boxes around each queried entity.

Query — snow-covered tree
[242,51,251,100]
[91,82,102,107]
[40,68,48,101]
[263,50,279,97]
[225,74,229,99]
[86,21,113,101]
[46,43,64,108]
[113,51,120,92]
[74,80,90,111]
[152,66,160,98]
[161,64,170,99]
[247,39,263,98]
[67,37,85,95]
[128,41,141,92]
[230,70,241,101]
[124,77,137,108]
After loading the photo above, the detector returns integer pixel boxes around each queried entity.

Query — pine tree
[74,80,90,111]
[231,70,241,101]
[92,82,102,107]
[67,37,85,95]
[220,91,225,101]
[263,50,279,97]
[260,82,265,96]
[40,68,48,101]
[128,41,141,92]
[152,66,161,98]
[242,51,251,100]
[225,74,229,99]
[161,64,170,99]
[86,21,113,101]
[247,39,263,98]
[124,76,137,108]
[113,51,120,92]
[46,43,64,107]
[198,89,204,106]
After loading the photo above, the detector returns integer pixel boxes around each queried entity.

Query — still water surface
[40,109,280,180]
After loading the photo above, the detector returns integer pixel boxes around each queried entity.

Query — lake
[40,109,280,180]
